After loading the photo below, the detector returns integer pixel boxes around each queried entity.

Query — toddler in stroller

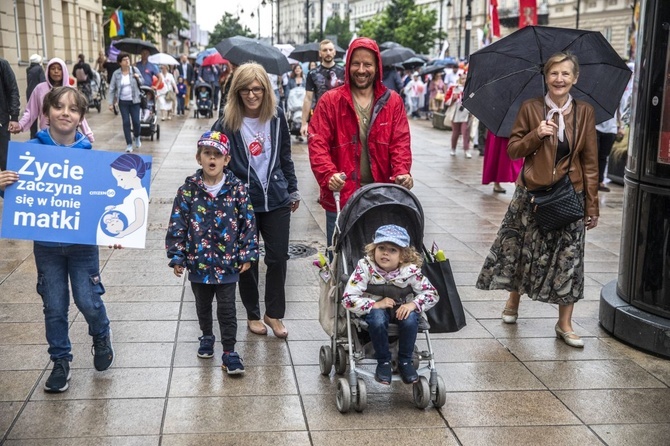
[139,86,160,141]
[194,82,213,118]
[286,85,305,141]
[318,183,447,413]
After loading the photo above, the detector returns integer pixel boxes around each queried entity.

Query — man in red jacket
[308,37,413,251]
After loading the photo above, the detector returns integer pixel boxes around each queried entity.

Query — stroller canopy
[194,81,213,94]
[335,184,424,264]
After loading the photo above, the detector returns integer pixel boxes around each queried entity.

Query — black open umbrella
[380,47,416,66]
[113,38,159,55]
[401,57,426,70]
[215,36,291,75]
[463,26,632,137]
[419,64,450,76]
[379,41,402,51]
[289,42,346,62]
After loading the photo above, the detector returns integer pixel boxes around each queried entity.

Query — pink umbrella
[202,53,228,67]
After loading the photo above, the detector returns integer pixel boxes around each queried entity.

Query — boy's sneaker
[221,352,245,375]
[134,136,142,149]
[92,330,114,371]
[375,361,392,385]
[398,360,419,384]
[44,358,71,393]
[125,144,133,153]
[197,335,215,358]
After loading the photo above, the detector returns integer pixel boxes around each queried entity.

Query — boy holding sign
[0,87,114,392]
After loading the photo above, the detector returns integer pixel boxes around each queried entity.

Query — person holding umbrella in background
[476,52,599,348]
[135,49,158,87]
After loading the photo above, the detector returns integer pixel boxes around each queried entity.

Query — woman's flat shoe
[555,324,584,348]
[493,186,506,194]
[501,307,518,324]
[264,315,288,339]
[247,320,267,335]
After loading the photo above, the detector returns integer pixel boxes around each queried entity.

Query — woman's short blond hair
[544,52,580,77]
[222,62,277,132]
[364,242,423,268]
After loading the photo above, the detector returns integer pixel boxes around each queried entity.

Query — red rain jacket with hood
[308,37,411,213]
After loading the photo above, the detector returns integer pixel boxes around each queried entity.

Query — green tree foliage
[208,12,256,47]
[103,0,188,45]
[357,0,438,54]
[309,14,354,48]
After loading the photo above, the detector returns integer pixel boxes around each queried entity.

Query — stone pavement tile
[480,318,592,339]
[310,428,459,446]
[101,258,169,273]
[442,391,581,427]
[101,267,181,286]
[98,286,184,303]
[609,346,670,387]
[421,338,518,363]
[526,359,666,390]
[161,432,310,446]
[0,370,42,401]
[0,345,50,370]
[4,437,160,446]
[555,389,670,424]
[172,340,291,367]
[435,362,545,392]
[500,338,628,362]
[572,317,613,338]
[69,321,178,343]
[0,322,48,345]
[7,399,165,439]
[590,424,670,446]
[457,285,508,302]
[163,395,306,434]
[285,284,320,302]
[463,299,558,320]
[284,301,318,319]
[288,340,330,366]
[175,318,287,343]
[168,365,297,397]
[283,320,330,341]
[582,285,606,300]
[452,271,485,287]
[0,303,59,323]
[31,368,169,401]
[428,317,494,340]
[294,365,401,396]
[93,302,181,321]
[302,393,445,430]
[69,342,174,369]
[583,260,620,273]
[0,402,22,438]
[453,426,604,446]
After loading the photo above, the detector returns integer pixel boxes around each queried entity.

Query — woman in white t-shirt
[212,63,301,339]
[156,65,177,121]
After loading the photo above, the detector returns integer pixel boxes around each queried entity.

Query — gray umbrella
[113,38,159,55]
[289,42,346,62]
[215,36,291,75]
[380,47,416,66]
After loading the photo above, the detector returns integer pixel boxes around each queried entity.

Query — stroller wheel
[335,377,351,413]
[353,378,367,412]
[433,375,447,408]
[156,125,160,140]
[412,376,431,409]
[334,345,347,375]
[318,345,333,376]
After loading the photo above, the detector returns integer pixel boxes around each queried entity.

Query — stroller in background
[193,81,214,118]
[286,85,305,137]
[139,86,160,141]
[317,183,447,413]
[87,70,102,113]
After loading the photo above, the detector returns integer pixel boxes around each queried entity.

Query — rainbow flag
[109,9,125,38]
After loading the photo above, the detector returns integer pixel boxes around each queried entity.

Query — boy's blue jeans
[365,308,419,364]
[34,243,110,362]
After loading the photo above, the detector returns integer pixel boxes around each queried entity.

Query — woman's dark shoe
[493,186,507,194]
[375,361,392,385]
[598,183,611,192]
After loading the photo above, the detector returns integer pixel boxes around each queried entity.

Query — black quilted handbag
[523,99,584,233]
[527,174,584,233]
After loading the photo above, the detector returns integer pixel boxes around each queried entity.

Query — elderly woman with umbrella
[476,52,599,348]
[212,62,300,339]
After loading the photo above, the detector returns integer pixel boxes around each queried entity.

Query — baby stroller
[193,81,214,118]
[139,86,160,141]
[286,86,305,137]
[317,183,447,413]
[87,70,102,113]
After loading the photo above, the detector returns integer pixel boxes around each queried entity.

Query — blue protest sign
[1,142,152,248]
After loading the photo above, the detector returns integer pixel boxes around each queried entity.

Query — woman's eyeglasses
[239,87,265,96]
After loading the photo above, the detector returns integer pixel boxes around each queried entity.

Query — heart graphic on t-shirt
[249,140,263,156]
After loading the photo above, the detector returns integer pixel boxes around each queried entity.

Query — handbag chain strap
[522,100,577,189]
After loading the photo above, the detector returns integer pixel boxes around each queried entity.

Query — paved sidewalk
[1,109,669,445]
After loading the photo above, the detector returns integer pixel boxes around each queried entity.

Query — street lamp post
[320,0,324,41]
[464,0,472,60]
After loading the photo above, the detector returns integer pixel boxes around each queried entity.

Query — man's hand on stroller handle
[328,173,346,191]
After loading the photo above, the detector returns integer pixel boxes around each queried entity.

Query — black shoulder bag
[523,102,584,233]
